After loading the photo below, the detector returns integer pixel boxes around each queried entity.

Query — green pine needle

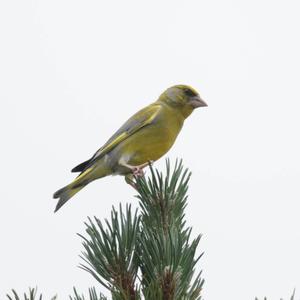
[69,287,107,300]
[255,289,296,300]
[7,159,297,300]
[79,159,203,300]
[6,288,57,300]
[79,204,140,299]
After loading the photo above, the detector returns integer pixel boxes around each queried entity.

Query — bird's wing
[71,103,161,173]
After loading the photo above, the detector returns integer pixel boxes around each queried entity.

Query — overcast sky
[1,0,300,299]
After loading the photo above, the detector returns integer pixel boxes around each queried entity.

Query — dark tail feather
[55,161,110,212]
[71,159,91,173]
[53,183,85,212]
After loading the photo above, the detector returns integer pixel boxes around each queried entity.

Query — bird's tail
[53,183,85,212]
[53,167,95,212]
[54,159,113,212]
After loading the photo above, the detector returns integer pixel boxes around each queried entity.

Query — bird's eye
[184,88,196,97]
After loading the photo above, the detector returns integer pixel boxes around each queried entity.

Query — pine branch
[70,287,108,300]
[255,289,296,300]
[78,159,204,300]
[6,288,57,300]
[135,159,190,234]
[135,159,204,299]
[79,204,140,300]
[7,160,203,300]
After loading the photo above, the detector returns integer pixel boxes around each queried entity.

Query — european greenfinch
[53,85,207,212]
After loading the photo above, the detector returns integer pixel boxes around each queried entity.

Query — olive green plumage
[53,85,207,212]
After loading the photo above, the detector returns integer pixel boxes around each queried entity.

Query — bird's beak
[190,95,208,108]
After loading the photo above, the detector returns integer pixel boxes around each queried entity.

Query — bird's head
[159,85,207,118]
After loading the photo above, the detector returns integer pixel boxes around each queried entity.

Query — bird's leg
[123,161,154,190]
[132,161,153,177]
[120,160,154,177]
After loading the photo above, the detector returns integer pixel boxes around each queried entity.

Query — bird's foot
[132,166,145,177]
[132,160,154,177]
[124,161,153,190]
[120,160,154,177]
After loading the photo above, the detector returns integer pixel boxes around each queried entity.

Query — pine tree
[6,160,296,300]
[78,159,203,299]
[7,159,203,300]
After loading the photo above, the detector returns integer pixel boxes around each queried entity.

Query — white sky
[0,0,299,299]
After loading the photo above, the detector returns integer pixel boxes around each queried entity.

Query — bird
[53,85,207,212]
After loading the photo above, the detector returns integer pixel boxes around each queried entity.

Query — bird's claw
[132,160,154,176]
[132,167,145,177]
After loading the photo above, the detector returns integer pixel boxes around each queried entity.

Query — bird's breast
[118,115,183,167]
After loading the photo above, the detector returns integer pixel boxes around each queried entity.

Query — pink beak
[190,95,207,108]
